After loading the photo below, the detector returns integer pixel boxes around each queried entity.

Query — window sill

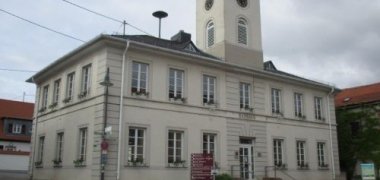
[35,165,43,169]
[169,98,186,104]
[297,167,309,170]
[125,164,149,168]
[318,167,329,170]
[74,164,86,168]
[272,113,284,117]
[166,166,188,169]
[240,108,254,113]
[53,164,62,168]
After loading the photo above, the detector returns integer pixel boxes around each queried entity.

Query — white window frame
[169,68,184,99]
[37,136,45,163]
[273,139,284,167]
[168,130,184,164]
[81,64,92,94]
[271,88,281,114]
[238,18,248,45]
[203,75,216,104]
[314,97,323,120]
[128,127,145,163]
[240,82,251,109]
[78,127,88,161]
[203,133,216,156]
[317,142,327,167]
[66,72,75,100]
[294,93,303,117]
[131,62,149,94]
[296,141,306,167]
[55,132,64,161]
[206,21,215,48]
[41,85,49,108]
[12,124,22,134]
[53,79,60,104]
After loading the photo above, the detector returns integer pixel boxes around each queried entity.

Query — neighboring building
[335,82,380,178]
[0,99,33,172]
[27,0,341,180]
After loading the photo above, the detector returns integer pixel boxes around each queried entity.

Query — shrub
[215,173,233,180]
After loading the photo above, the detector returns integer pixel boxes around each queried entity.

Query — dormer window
[238,18,248,45]
[206,21,215,48]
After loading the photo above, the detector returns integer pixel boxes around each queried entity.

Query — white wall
[0,154,29,171]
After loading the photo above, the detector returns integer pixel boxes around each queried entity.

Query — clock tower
[196,0,263,69]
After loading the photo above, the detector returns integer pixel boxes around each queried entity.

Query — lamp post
[99,67,113,180]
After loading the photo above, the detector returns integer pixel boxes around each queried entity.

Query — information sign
[191,153,214,180]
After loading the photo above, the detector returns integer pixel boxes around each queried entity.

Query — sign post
[361,163,376,180]
[191,153,214,180]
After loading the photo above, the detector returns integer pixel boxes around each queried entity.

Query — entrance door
[239,145,254,180]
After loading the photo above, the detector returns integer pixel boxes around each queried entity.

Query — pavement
[0,170,29,180]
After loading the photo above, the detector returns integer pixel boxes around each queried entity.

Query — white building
[27,0,341,179]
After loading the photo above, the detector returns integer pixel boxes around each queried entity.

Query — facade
[335,82,380,178]
[0,99,33,172]
[27,0,341,180]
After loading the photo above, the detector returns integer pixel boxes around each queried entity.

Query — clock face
[205,0,214,11]
[237,0,248,8]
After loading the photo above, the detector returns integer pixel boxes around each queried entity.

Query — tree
[337,107,380,180]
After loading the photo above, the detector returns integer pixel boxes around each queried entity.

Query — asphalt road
[0,171,29,180]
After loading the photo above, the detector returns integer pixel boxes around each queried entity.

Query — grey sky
[1,0,379,102]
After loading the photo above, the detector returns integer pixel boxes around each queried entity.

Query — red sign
[191,153,213,180]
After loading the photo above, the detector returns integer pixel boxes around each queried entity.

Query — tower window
[206,21,215,48]
[238,18,248,45]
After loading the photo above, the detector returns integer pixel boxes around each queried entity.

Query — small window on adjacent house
[240,83,251,109]
[53,79,61,104]
[12,124,22,134]
[81,64,92,95]
[169,69,184,99]
[203,75,216,104]
[128,127,145,163]
[21,125,26,134]
[78,127,88,162]
[131,62,149,95]
[168,130,184,164]
[203,133,216,157]
[238,18,248,45]
[273,139,285,167]
[206,21,215,48]
[294,93,303,117]
[65,72,75,101]
[314,97,323,120]
[7,123,13,133]
[0,145,3,150]
[271,89,281,114]
[41,85,49,108]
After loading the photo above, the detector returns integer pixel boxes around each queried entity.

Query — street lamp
[99,67,113,180]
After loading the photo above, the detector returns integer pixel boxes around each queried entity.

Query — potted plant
[52,159,62,167]
[35,161,43,168]
[38,107,46,113]
[78,91,87,99]
[63,97,71,103]
[128,157,144,166]
[173,160,186,167]
[49,102,58,109]
[73,158,85,167]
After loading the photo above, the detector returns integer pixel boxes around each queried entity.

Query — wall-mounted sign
[361,163,376,180]
[191,153,213,180]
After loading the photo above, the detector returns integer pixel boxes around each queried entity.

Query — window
[240,83,251,109]
[128,128,145,163]
[12,124,22,134]
[271,89,281,114]
[203,133,216,156]
[0,145,3,150]
[317,142,327,167]
[314,97,323,120]
[169,69,184,99]
[132,62,149,94]
[294,93,303,117]
[37,136,45,163]
[42,85,49,108]
[53,79,61,104]
[66,72,75,101]
[81,64,91,94]
[78,128,88,161]
[5,144,16,151]
[55,132,64,161]
[168,131,184,164]
[203,75,216,104]
[273,139,284,167]
[296,141,306,167]
[206,21,215,47]
[238,18,248,45]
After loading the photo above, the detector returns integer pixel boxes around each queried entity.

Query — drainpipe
[327,87,336,179]
[117,40,130,180]
[30,78,40,180]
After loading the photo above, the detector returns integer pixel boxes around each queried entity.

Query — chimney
[171,30,192,43]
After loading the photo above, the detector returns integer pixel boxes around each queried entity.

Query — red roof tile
[0,99,34,120]
[335,82,380,107]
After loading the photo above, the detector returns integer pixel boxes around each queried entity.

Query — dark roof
[263,61,329,87]
[335,82,380,107]
[110,31,219,60]
[0,99,34,120]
